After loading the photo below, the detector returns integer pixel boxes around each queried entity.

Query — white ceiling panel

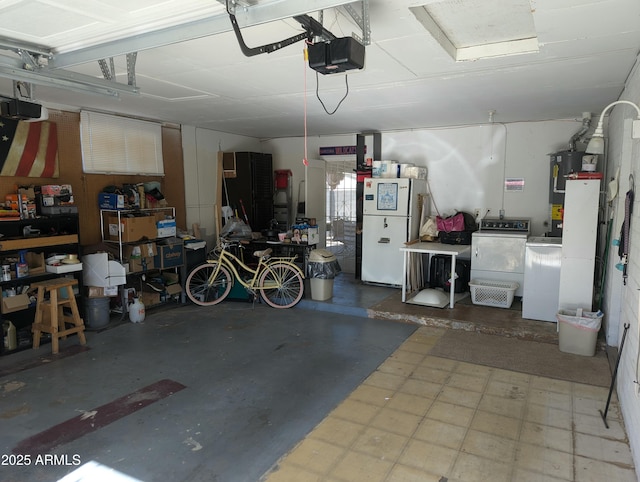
[0,0,638,138]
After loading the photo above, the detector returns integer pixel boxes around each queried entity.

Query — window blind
[80,111,164,175]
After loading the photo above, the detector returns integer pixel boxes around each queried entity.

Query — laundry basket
[469,279,519,309]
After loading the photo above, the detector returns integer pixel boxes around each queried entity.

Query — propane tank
[129,297,146,323]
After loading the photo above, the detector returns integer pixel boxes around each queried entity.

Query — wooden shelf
[0,234,79,252]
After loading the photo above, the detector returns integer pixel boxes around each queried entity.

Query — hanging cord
[302,44,309,167]
[316,72,350,115]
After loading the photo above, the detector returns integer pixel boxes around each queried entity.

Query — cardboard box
[86,285,118,298]
[2,293,30,314]
[165,284,182,296]
[123,242,157,260]
[18,187,35,200]
[108,215,157,242]
[26,252,45,275]
[154,243,184,269]
[140,289,161,307]
[162,272,180,285]
[157,219,177,238]
[128,256,155,272]
[83,253,127,287]
[122,240,157,274]
[99,193,125,210]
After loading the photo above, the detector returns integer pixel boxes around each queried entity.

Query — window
[80,111,164,175]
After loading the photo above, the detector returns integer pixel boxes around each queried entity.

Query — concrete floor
[0,275,635,482]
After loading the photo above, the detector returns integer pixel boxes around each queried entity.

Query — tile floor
[263,326,637,482]
[1,274,637,482]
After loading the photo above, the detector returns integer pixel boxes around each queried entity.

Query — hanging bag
[436,212,465,232]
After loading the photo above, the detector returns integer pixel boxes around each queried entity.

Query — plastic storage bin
[469,279,519,308]
[557,309,603,356]
[307,249,341,301]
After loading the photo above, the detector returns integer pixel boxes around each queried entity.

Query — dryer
[470,218,530,297]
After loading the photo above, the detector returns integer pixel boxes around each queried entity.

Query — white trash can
[556,309,603,356]
[307,250,341,301]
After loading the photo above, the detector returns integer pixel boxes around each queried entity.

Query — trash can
[84,297,111,329]
[307,249,341,301]
[556,309,603,356]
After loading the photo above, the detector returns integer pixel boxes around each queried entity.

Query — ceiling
[0,0,639,139]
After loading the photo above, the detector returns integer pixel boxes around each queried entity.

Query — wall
[263,120,586,237]
[181,126,262,248]
[262,112,640,470]
[0,110,185,247]
[602,53,640,471]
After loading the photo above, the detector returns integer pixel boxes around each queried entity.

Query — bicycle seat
[253,248,273,258]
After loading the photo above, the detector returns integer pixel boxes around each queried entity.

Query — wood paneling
[0,110,186,247]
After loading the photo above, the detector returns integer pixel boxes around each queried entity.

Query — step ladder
[273,170,293,231]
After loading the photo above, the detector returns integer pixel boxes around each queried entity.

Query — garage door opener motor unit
[308,37,365,74]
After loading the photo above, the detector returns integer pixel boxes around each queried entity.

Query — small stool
[31,278,86,355]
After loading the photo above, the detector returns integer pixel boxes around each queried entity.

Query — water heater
[548,150,585,237]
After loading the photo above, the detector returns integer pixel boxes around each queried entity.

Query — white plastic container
[129,297,146,323]
[3,321,17,350]
[372,160,382,178]
[469,279,519,308]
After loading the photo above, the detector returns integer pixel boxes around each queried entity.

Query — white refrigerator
[361,178,427,286]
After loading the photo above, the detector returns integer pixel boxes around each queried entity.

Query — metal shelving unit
[99,207,185,310]
[99,207,176,262]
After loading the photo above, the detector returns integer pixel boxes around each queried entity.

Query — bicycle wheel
[259,263,304,309]
[186,262,233,306]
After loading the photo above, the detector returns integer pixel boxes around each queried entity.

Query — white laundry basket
[469,279,519,309]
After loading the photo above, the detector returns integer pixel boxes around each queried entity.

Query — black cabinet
[223,152,274,232]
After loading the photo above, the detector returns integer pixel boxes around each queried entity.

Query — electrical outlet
[474,208,481,218]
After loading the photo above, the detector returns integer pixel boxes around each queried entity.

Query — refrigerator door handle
[384,217,388,228]
[378,238,390,243]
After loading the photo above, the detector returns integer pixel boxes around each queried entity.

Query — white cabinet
[558,179,600,311]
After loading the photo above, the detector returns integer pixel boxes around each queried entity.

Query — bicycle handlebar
[218,237,245,249]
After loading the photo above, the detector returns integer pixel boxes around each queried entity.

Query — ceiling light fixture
[586,100,640,154]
